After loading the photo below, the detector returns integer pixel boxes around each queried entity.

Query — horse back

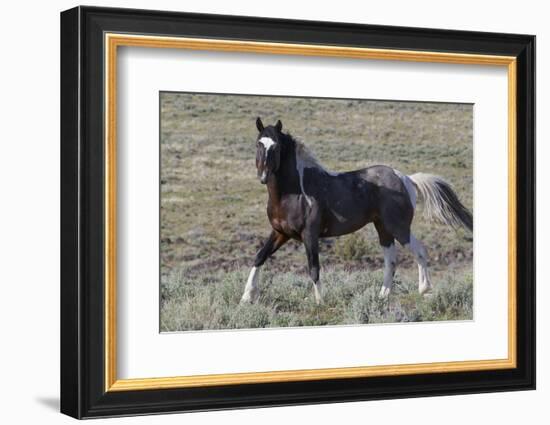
[313,165,413,238]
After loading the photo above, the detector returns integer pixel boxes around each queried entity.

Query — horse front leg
[240,230,288,304]
[303,224,322,305]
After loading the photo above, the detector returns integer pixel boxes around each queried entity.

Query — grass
[160,93,473,331]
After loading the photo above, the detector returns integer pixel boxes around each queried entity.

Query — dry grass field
[160,92,473,332]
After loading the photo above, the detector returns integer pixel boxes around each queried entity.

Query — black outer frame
[60,5,535,419]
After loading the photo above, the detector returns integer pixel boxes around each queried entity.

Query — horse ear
[275,120,283,132]
[256,117,264,132]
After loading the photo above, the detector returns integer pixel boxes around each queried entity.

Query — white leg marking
[406,235,432,295]
[313,281,323,305]
[379,243,397,298]
[240,266,260,303]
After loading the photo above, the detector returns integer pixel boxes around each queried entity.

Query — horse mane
[285,133,331,173]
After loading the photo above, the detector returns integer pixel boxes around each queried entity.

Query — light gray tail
[408,173,473,232]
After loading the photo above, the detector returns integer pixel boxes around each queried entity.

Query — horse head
[255,117,284,184]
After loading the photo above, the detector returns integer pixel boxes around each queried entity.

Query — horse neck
[266,142,301,205]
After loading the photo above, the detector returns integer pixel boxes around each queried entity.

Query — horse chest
[269,217,292,234]
[267,198,304,238]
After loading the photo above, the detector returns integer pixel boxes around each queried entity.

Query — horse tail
[407,173,473,232]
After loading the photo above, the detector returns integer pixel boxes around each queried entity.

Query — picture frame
[60,5,535,419]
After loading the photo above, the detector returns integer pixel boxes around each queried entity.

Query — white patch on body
[379,243,397,298]
[405,234,432,295]
[294,140,338,207]
[296,160,313,207]
[330,208,347,223]
[240,266,261,303]
[393,168,417,209]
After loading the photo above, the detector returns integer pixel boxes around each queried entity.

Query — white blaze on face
[258,137,275,181]
[259,137,275,151]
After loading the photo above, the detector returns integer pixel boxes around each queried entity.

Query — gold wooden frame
[104,33,517,392]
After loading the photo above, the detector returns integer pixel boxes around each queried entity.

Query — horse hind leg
[406,234,432,295]
[379,243,397,298]
[374,220,397,298]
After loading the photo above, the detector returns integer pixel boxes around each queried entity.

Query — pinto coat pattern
[241,118,473,304]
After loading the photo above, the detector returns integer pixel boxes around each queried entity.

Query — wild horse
[241,118,472,304]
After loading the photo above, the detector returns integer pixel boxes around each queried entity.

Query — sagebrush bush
[423,272,473,320]
[228,303,273,329]
[160,266,473,332]
[344,284,389,324]
[334,233,371,261]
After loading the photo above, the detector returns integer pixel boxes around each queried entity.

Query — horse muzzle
[260,170,269,184]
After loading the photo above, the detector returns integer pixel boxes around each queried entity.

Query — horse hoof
[379,287,391,298]
[419,285,432,296]
[240,295,253,304]
[240,289,259,304]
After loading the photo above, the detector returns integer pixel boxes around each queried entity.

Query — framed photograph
[60,6,535,419]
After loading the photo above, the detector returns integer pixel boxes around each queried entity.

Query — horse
[240,117,473,305]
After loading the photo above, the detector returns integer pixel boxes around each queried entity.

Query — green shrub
[334,233,370,261]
